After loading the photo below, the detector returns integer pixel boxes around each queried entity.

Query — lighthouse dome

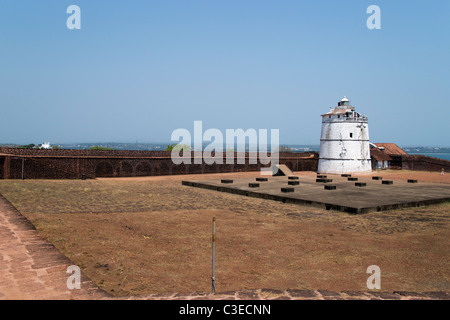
[338,96,350,107]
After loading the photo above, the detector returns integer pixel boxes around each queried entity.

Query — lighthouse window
[350,133,353,138]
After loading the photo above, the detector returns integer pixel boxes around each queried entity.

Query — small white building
[317,97,372,174]
[40,142,52,149]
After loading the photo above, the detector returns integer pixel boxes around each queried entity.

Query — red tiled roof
[370,148,392,161]
[372,143,407,155]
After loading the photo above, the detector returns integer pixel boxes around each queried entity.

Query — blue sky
[0,0,449,146]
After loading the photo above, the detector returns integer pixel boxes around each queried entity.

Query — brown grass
[0,171,448,296]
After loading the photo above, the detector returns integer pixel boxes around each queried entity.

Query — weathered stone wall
[0,148,319,179]
[390,154,450,172]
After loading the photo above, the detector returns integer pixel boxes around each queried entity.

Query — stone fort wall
[390,154,450,172]
[0,148,319,179]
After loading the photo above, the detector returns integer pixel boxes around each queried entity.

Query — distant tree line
[88,145,116,151]
[164,144,294,152]
[15,143,36,149]
[165,144,191,152]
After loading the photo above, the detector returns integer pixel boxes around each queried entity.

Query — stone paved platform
[182,174,450,213]
[0,193,448,300]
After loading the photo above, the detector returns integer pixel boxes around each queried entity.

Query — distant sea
[408,153,450,161]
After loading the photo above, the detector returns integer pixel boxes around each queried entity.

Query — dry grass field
[0,170,448,297]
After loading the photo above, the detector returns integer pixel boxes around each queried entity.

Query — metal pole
[212,217,216,294]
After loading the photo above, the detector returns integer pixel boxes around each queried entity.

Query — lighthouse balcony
[322,116,368,123]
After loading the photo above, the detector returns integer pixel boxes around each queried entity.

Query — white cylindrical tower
[317,97,372,174]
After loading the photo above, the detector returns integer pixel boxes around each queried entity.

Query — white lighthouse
[317,97,372,174]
